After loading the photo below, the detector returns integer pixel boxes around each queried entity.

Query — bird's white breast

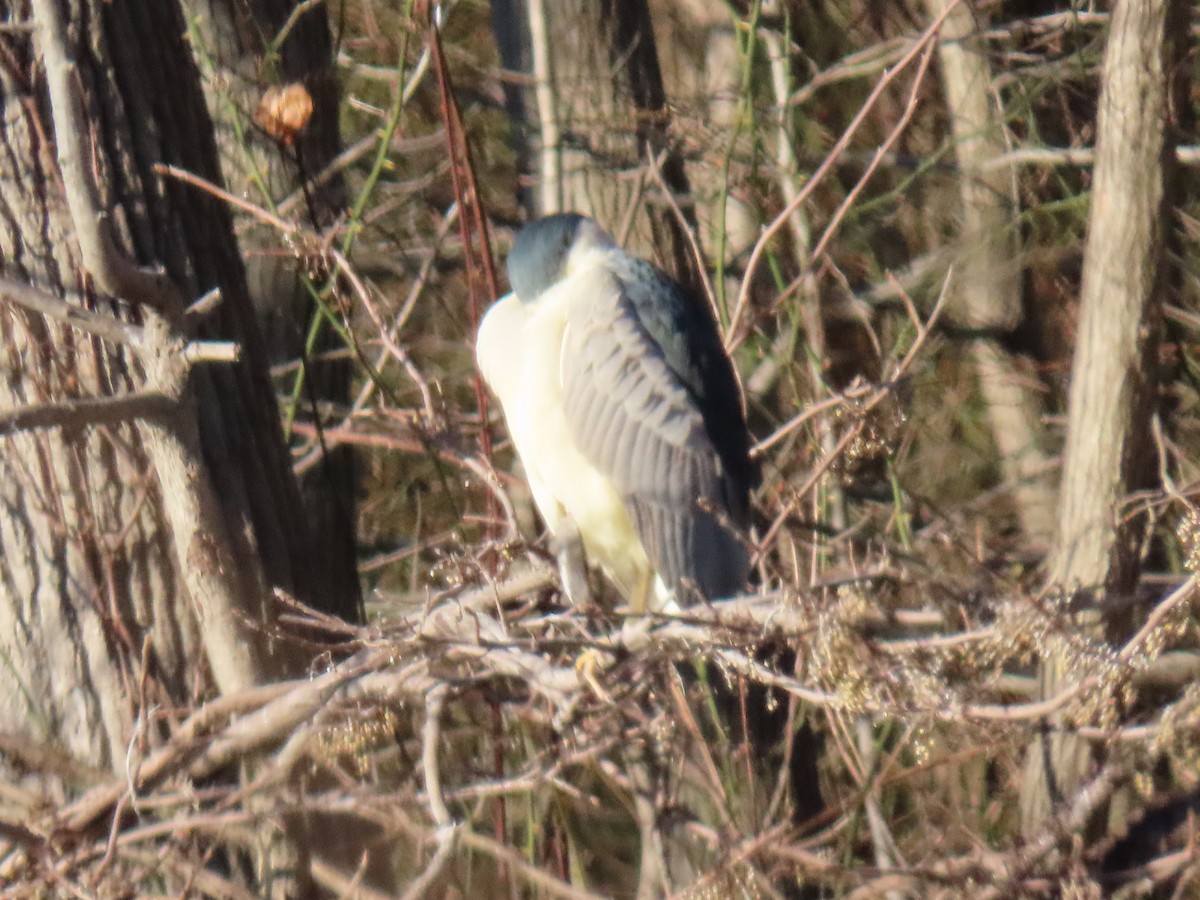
[477,269,657,608]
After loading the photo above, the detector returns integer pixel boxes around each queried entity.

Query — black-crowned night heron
[476,213,757,613]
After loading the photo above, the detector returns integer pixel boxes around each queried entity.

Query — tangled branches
[2,557,1198,897]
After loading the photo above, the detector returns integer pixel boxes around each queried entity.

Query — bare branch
[0,277,240,367]
[727,0,962,348]
[982,144,1200,170]
[0,278,141,346]
[156,164,299,237]
[401,684,459,900]
[181,341,241,365]
[0,391,174,435]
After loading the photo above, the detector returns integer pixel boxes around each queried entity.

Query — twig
[645,148,719,325]
[156,164,298,236]
[809,42,936,263]
[981,144,1200,171]
[855,717,906,895]
[55,658,377,835]
[459,454,522,543]
[456,828,610,900]
[754,270,950,552]
[1118,574,1198,663]
[186,287,222,318]
[328,245,438,423]
[0,277,240,364]
[974,763,1127,898]
[727,0,962,348]
[425,13,501,569]
[288,207,463,478]
[401,684,459,900]
[181,341,240,364]
[309,855,395,900]
[269,0,326,54]
[790,36,912,108]
[754,388,869,457]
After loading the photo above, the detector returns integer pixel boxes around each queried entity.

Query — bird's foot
[574,648,613,703]
[574,615,658,702]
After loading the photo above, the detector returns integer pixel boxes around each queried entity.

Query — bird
[476,213,758,614]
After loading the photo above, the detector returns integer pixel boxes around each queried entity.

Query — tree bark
[926,0,1056,549]
[525,0,700,290]
[1019,0,1186,834]
[0,0,322,772]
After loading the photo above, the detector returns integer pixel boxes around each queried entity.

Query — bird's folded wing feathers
[560,272,750,603]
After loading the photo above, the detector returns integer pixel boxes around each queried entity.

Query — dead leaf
[253,83,314,146]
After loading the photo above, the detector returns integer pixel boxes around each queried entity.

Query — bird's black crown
[506,213,589,303]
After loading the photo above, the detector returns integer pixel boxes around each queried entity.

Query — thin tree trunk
[1019,0,1187,834]
[690,2,758,282]
[926,0,1056,549]
[184,0,361,622]
[525,0,700,290]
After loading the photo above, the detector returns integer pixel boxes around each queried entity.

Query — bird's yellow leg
[575,568,659,703]
[612,569,659,665]
[575,648,612,703]
[629,567,654,616]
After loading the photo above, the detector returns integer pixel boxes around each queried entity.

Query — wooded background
[1,0,1198,897]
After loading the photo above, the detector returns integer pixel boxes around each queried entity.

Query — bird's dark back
[611,255,759,520]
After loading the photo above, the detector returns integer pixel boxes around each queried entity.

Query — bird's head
[506,213,617,303]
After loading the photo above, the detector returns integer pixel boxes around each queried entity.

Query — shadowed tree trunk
[0,0,329,774]
[525,0,700,290]
[925,0,1056,549]
[1019,0,1188,835]
[183,0,362,622]
[180,2,383,889]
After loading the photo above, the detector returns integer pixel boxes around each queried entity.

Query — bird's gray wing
[560,269,750,604]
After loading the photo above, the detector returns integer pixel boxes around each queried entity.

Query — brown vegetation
[3,1,1200,898]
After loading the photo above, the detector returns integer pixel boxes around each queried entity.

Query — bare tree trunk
[525,0,699,289]
[682,1,758,284]
[492,0,535,216]
[0,0,322,773]
[926,0,1056,549]
[1019,0,1187,834]
[184,0,361,622]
